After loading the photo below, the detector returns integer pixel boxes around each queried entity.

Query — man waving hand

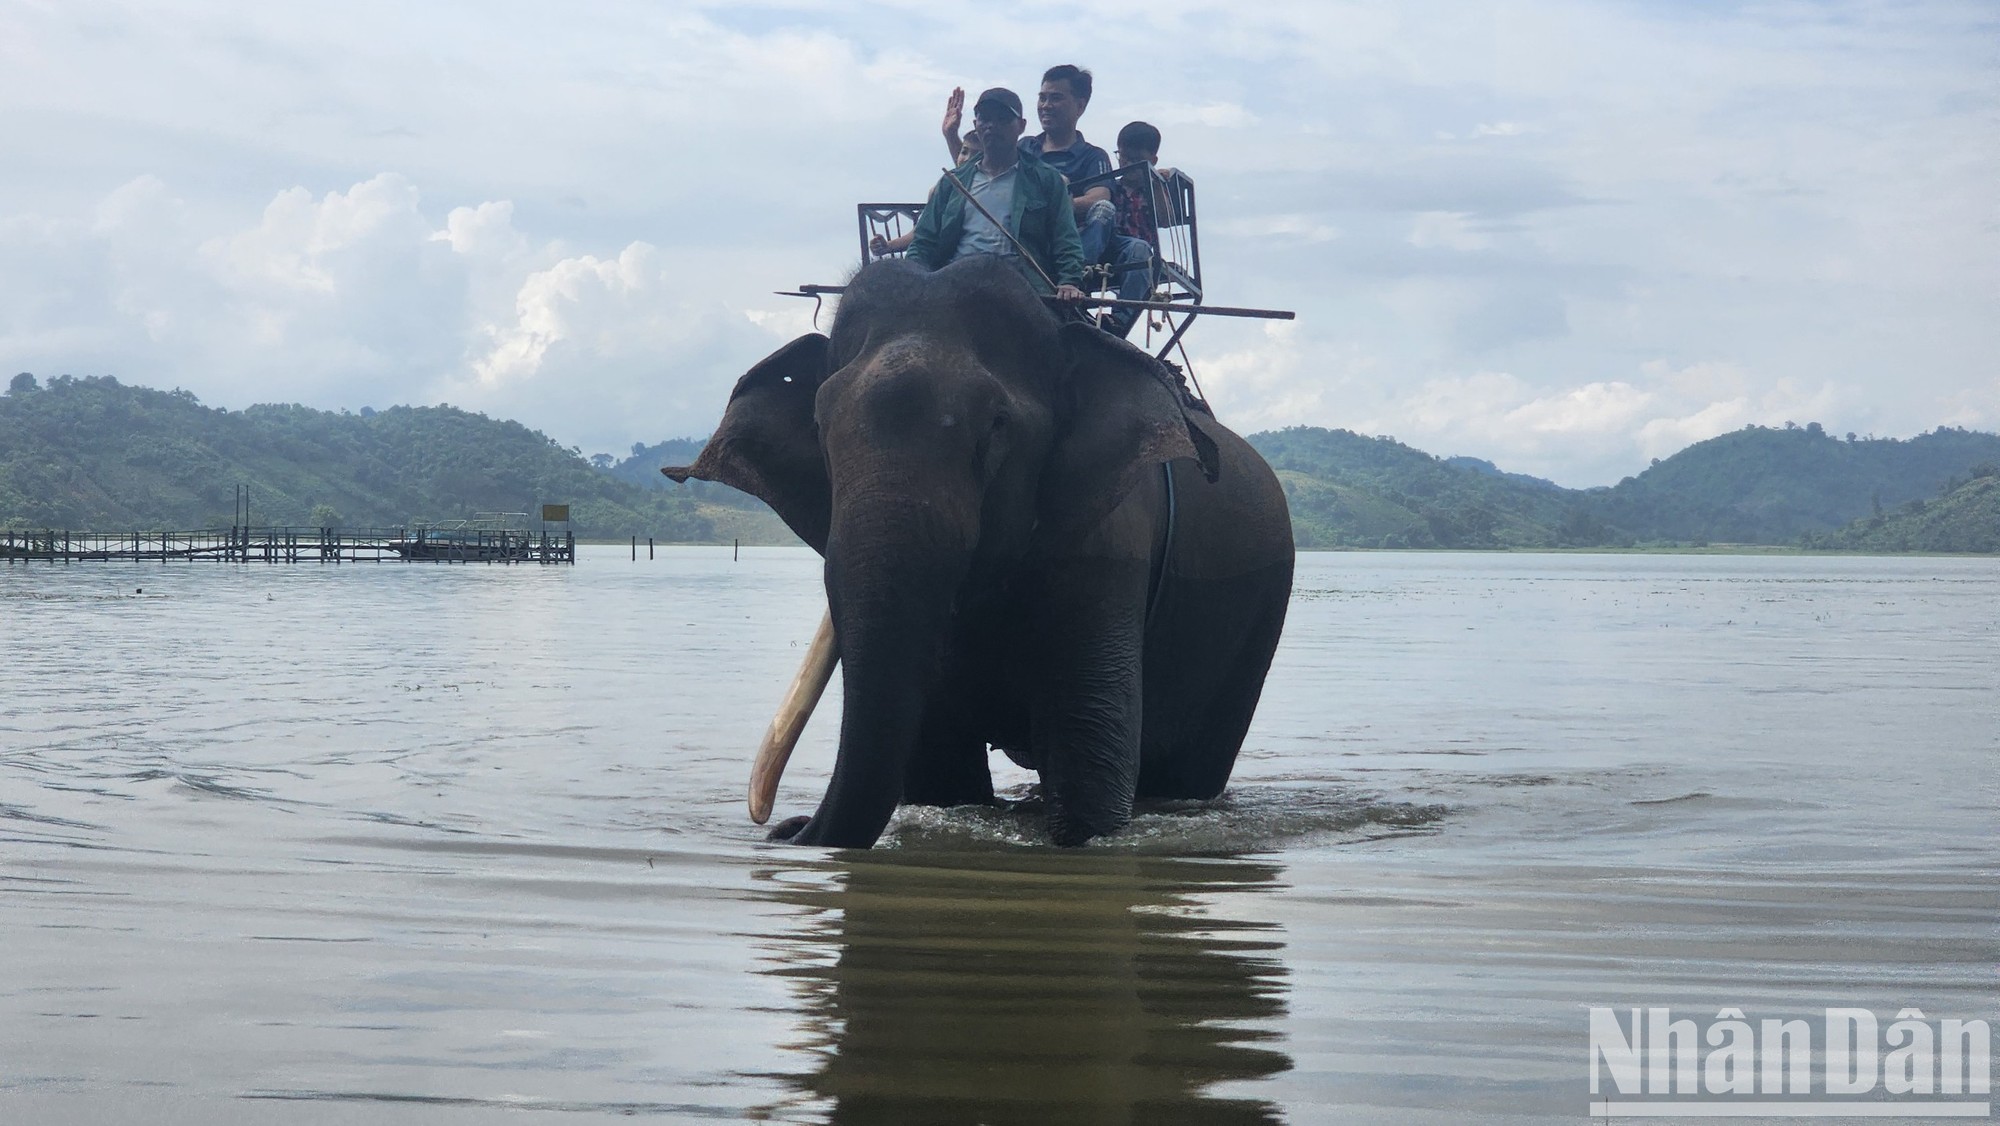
[906,87,1086,302]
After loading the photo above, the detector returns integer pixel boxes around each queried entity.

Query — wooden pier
[1,526,575,565]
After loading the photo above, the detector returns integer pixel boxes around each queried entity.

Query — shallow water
[1,548,1994,1123]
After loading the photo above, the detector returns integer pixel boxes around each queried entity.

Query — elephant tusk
[749,610,838,824]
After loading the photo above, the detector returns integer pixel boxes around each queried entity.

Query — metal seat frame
[854,164,1206,360]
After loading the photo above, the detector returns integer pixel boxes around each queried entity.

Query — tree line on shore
[5,372,1997,551]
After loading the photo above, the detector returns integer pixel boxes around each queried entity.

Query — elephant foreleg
[901,690,994,808]
[1027,558,1149,846]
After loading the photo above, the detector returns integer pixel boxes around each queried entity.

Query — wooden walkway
[1,527,575,565]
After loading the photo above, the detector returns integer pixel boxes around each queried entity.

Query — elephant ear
[664,333,832,553]
[1038,322,1221,536]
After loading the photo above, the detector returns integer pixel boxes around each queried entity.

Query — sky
[2,0,1995,486]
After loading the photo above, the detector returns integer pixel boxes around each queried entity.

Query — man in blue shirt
[1024,66,1114,254]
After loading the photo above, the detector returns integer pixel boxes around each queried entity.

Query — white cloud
[472,244,666,387]
[1506,381,1654,436]
[1,1,1994,482]
[1327,358,1853,485]
[1937,378,2000,431]
[437,200,528,260]
[0,173,781,454]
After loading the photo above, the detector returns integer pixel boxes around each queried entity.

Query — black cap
[972,87,1022,122]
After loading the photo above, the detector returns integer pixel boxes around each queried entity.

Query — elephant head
[668,256,1218,848]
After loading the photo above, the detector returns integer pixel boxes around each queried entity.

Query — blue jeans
[1078,199,1114,264]
[1078,200,1155,336]
[1102,235,1154,337]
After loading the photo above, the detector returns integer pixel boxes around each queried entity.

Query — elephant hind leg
[1136,559,1292,800]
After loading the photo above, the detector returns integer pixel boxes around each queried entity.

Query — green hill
[0,374,734,540]
[1803,465,2000,552]
[1248,423,2000,549]
[1583,424,2000,544]
[5,373,1995,552]
[1247,427,1575,548]
[605,438,707,491]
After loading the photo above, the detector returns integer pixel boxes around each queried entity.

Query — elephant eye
[990,413,1009,432]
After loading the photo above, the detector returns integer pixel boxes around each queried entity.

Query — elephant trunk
[786,487,974,849]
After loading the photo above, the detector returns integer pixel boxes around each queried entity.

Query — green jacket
[905,150,1085,293]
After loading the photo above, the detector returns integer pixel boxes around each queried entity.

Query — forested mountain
[1243,424,2000,548]
[1441,456,1562,492]
[0,374,743,540]
[5,373,1996,550]
[605,438,706,491]
[1247,428,1577,548]
[1803,465,2000,552]
[558,423,2000,551]
[1582,423,2000,544]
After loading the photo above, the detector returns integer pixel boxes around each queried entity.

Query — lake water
[2,547,1994,1124]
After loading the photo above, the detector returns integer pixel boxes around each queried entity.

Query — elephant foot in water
[767,802,1124,847]
[767,815,813,843]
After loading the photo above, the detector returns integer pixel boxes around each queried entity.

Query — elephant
[667,254,1293,848]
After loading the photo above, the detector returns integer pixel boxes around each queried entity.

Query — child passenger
[1097,120,1182,337]
[1111,121,1180,250]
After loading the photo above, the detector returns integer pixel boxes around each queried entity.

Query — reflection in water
[752,850,1292,1125]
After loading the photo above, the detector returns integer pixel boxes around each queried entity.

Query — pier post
[648,537,654,560]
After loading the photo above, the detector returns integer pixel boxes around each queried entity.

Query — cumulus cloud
[1180,321,1860,485]
[1357,360,1849,484]
[2,1,1995,482]
[0,173,781,454]
[472,243,665,387]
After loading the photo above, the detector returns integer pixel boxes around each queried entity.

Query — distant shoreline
[567,539,1993,558]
